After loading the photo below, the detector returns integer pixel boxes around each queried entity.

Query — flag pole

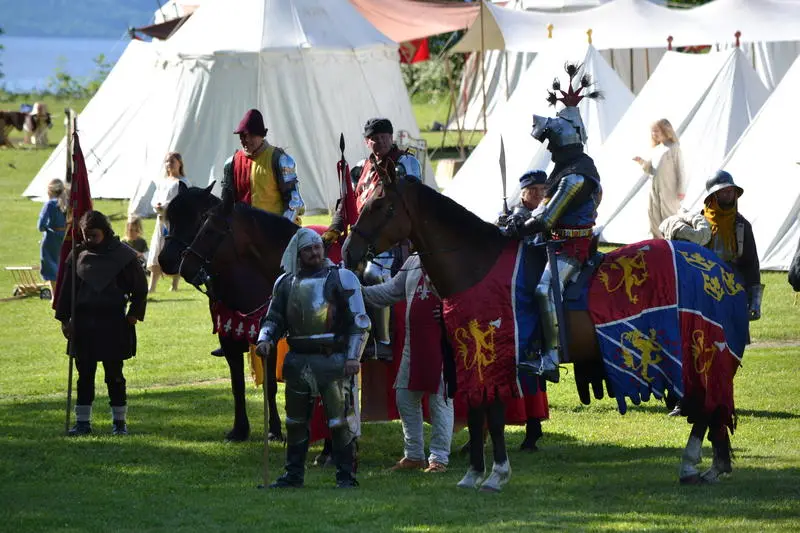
[64,110,76,434]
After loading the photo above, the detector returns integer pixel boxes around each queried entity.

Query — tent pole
[503,51,510,101]
[479,0,488,134]
[443,57,465,158]
[629,48,634,93]
[645,48,651,84]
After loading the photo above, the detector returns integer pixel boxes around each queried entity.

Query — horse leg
[700,424,733,484]
[222,339,250,442]
[480,398,511,492]
[679,422,706,484]
[457,405,487,489]
[266,344,283,440]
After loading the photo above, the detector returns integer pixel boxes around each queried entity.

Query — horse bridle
[350,178,464,267]
[180,210,232,290]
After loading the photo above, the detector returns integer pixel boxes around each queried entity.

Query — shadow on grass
[1,386,798,532]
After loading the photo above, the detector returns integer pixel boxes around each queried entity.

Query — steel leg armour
[530,255,580,382]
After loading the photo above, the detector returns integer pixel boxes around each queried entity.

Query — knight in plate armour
[323,117,422,360]
[256,228,370,489]
[500,63,603,383]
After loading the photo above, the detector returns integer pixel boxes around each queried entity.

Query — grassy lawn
[0,96,799,532]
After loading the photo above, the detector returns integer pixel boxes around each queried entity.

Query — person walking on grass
[56,210,148,436]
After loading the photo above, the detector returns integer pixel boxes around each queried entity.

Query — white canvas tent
[449,0,670,132]
[23,40,160,202]
[25,0,432,215]
[444,43,634,221]
[450,0,800,131]
[596,48,770,244]
[687,54,800,271]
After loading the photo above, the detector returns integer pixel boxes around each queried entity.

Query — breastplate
[286,273,334,337]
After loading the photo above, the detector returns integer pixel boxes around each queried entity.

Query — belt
[553,227,594,238]
[52,227,66,232]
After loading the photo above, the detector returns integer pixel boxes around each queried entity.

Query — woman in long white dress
[633,118,686,239]
[147,152,188,293]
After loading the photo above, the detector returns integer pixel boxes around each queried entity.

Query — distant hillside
[0,0,158,38]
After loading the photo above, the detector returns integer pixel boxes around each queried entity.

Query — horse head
[178,203,235,289]
[343,171,508,298]
[789,234,800,292]
[159,181,219,275]
[342,172,414,273]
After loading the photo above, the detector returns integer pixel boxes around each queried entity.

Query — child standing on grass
[55,210,148,436]
[122,216,149,271]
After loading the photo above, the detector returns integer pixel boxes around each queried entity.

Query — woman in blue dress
[38,179,68,299]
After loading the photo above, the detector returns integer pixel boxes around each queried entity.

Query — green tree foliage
[45,54,113,98]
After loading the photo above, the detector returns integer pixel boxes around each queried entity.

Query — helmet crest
[546,62,603,108]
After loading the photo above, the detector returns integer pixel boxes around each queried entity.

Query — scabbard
[546,239,570,364]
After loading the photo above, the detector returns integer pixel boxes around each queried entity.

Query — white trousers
[395,384,454,465]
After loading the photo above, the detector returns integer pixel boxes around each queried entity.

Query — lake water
[1,36,127,93]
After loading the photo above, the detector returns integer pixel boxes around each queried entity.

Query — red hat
[234,109,267,136]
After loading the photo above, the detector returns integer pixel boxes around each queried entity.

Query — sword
[499,136,509,216]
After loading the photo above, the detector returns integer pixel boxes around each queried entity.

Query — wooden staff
[261,350,270,488]
[64,110,75,434]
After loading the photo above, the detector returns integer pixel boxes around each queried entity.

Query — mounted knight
[499,63,603,382]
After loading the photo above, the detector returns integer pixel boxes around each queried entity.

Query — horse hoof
[224,428,250,443]
[519,440,539,452]
[679,474,702,485]
[267,432,285,443]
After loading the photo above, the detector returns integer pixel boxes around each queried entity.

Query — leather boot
[269,442,308,488]
[334,441,358,488]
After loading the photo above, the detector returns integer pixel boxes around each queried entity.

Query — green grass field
[1,97,799,532]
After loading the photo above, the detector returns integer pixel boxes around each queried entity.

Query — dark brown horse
[158,184,290,442]
[342,176,744,486]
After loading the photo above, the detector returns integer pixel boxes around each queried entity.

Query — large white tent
[449,0,665,132]
[444,43,634,222]
[25,0,431,215]
[450,0,800,131]
[23,40,160,203]
[688,54,800,271]
[596,48,770,244]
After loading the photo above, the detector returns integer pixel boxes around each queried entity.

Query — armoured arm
[338,269,371,361]
[394,153,422,182]
[275,152,305,222]
[257,274,291,344]
[514,174,585,237]
[220,155,235,210]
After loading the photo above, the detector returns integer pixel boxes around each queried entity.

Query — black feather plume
[546,91,558,107]
[586,90,604,100]
[564,62,581,79]
[551,77,561,91]
[580,73,593,88]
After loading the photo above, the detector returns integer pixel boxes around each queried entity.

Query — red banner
[52,131,93,309]
[399,38,430,64]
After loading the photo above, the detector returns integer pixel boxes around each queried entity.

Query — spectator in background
[123,216,149,271]
[23,102,53,148]
[633,118,686,238]
[37,178,67,301]
[147,152,188,293]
